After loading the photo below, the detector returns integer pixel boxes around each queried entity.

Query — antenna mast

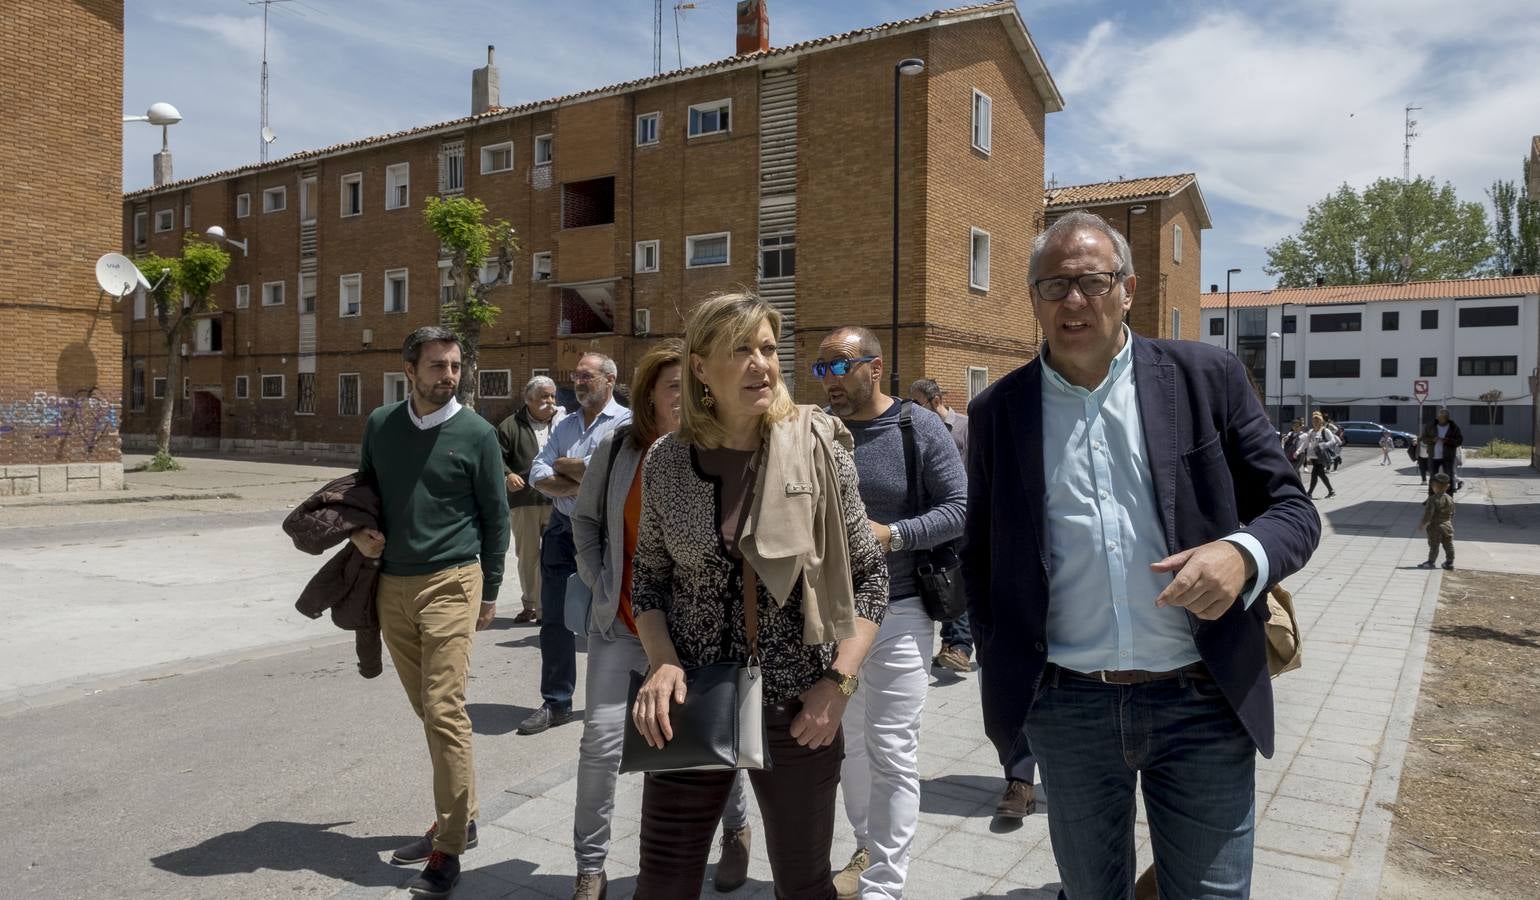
[653,0,663,75]
[1403,103,1422,181]
[250,0,295,163]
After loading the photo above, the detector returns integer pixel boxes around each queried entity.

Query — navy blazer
[961,335,1320,760]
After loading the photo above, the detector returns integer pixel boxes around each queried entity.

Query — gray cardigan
[571,428,642,638]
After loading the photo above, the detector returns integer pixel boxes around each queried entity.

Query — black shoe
[1417,561,1435,569]
[1443,561,1455,570]
[517,704,573,735]
[406,851,460,897]
[391,821,477,865]
[1325,491,1336,499]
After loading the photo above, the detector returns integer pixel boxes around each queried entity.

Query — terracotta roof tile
[1199,275,1540,309]
[1043,173,1211,229]
[127,2,1057,200]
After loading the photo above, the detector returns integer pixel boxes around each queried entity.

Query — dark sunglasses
[810,356,876,378]
[1033,271,1123,302]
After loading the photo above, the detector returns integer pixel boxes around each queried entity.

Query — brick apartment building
[1530,135,1539,469]
[119,1,1064,453]
[0,0,125,494]
[1044,173,1211,341]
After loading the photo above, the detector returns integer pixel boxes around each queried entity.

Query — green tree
[1487,158,1540,276]
[422,196,519,409]
[1265,177,1492,287]
[138,240,231,458]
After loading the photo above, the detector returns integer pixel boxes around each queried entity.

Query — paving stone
[1249,862,1343,899]
[1255,817,1354,858]
[1262,796,1358,835]
[1276,773,1370,810]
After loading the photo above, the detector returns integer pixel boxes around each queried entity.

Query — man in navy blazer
[961,212,1319,899]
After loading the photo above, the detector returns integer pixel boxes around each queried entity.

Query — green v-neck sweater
[359,401,511,604]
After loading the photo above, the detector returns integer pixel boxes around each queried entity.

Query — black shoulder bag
[898,401,967,622]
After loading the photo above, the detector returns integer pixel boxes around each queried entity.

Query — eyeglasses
[810,356,876,378]
[571,371,598,383]
[1033,271,1123,302]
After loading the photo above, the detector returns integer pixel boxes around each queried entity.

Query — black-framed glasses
[1033,271,1123,301]
[810,356,876,378]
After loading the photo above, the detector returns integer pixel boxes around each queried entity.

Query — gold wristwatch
[822,667,859,696]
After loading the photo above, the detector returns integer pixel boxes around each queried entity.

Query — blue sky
[124,0,1540,292]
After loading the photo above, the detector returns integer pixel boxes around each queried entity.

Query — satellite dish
[95,253,150,300]
[261,126,277,144]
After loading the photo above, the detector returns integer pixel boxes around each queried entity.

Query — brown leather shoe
[572,870,607,900]
[512,609,539,624]
[934,645,973,673]
[713,824,751,892]
[833,847,869,900]
[995,778,1036,820]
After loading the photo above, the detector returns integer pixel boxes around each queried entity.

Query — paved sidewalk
[333,455,1538,899]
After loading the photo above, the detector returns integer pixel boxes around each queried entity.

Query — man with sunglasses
[816,329,967,900]
[520,352,631,735]
[961,211,1319,898]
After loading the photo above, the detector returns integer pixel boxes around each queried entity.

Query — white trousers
[840,598,935,899]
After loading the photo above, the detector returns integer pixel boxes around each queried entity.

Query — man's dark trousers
[940,612,973,657]
[1427,457,1457,494]
[538,512,577,711]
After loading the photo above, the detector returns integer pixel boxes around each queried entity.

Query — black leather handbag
[619,560,769,773]
[899,402,968,622]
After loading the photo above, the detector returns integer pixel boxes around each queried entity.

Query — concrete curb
[0,491,243,509]
[1339,565,1444,896]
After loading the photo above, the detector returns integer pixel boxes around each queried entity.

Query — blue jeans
[537,513,577,710]
[1026,666,1255,900]
[939,612,973,655]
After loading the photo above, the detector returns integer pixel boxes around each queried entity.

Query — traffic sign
[1413,379,1429,400]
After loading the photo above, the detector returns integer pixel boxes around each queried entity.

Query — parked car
[1336,420,1417,447]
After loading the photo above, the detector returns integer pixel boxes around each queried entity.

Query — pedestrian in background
[1421,407,1463,494]
[1378,428,1394,465]
[1324,414,1345,471]
[628,293,888,899]
[909,377,975,676]
[497,376,565,625]
[1418,472,1456,570]
[1305,412,1339,499]
[569,340,751,900]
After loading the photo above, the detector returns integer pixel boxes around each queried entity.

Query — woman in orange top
[569,339,751,898]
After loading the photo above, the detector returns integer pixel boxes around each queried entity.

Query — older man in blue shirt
[519,352,631,735]
[961,211,1319,899]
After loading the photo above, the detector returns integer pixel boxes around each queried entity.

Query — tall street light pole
[1268,331,1282,428]
[891,57,925,395]
[1225,267,1242,353]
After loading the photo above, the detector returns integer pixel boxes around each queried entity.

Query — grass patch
[145,450,184,472]
[1475,439,1532,459]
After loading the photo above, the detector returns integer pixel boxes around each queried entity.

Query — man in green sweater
[353,325,510,898]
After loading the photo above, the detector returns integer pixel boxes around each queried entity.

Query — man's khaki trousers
[377,563,482,854]
[509,504,552,614]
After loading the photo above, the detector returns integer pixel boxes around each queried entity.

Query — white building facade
[1199,276,1539,444]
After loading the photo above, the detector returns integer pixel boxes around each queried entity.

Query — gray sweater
[841,399,968,600]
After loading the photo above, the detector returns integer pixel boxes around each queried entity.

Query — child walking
[1378,429,1394,465]
[1418,472,1456,570]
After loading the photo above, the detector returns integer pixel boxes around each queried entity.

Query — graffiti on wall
[0,389,122,453]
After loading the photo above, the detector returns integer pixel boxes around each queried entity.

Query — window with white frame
[636,112,660,146]
[299,176,317,223]
[967,366,989,402]
[531,251,552,282]
[234,284,250,309]
[134,211,148,244]
[384,268,408,313]
[340,173,363,217]
[154,209,174,232]
[480,142,513,174]
[193,317,222,353]
[338,373,361,416]
[531,367,550,379]
[479,369,512,399]
[441,143,465,192]
[635,240,660,273]
[534,134,553,166]
[1173,224,1183,263]
[972,90,992,153]
[153,376,167,400]
[440,263,455,306]
[969,228,991,290]
[385,163,409,210]
[262,186,286,213]
[1171,308,1182,340]
[234,375,249,399]
[383,373,409,405]
[236,193,251,218]
[686,232,730,268]
[479,260,507,286]
[182,377,190,400]
[261,374,285,399]
[183,204,191,230]
[688,100,730,137]
[299,274,316,314]
[133,287,147,320]
[339,273,362,317]
[262,280,285,307]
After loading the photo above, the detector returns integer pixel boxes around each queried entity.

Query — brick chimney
[472,45,500,115]
[736,1,769,56]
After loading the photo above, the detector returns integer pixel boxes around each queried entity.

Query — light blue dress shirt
[1040,329,1269,673]
[530,397,632,518]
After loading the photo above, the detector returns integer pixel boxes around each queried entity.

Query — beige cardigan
[739,405,859,645]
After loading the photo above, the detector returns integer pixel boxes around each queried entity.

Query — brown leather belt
[1054,661,1209,685]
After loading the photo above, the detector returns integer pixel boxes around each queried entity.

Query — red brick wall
[0,0,124,465]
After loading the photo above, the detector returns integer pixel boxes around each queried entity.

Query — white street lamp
[124,102,183,187]
[205,225,248,257]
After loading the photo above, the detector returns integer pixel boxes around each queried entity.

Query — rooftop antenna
[250,0,295,162]
[674,2,698,69]
[653,0,663,75]
[1403,103,1422,181]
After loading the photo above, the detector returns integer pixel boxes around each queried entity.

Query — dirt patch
[1380,570,1540,899]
